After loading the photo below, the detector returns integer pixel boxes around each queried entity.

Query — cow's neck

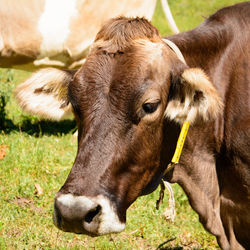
[163,120,231,249]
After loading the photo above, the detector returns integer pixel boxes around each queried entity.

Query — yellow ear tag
[171,121,190,163]
[163,121,190,176]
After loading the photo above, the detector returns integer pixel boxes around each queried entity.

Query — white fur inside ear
[15,68,73,120]
[165,68,223,124]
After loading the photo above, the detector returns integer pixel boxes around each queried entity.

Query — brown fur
[55,4,249,248]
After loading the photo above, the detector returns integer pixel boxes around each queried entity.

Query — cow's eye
[142,102,160,114]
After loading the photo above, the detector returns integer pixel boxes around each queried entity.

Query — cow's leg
[218,162,250,249]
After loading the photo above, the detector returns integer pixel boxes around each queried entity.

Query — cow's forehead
[91,38,166,63]
[71,38,169,128]
[86,39,169,87]
[132,39,171,82]
[71,38,172,118]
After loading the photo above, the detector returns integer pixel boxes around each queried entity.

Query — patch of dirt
[11,196,45,214]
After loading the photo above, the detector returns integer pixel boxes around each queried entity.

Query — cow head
[15,17,222,235]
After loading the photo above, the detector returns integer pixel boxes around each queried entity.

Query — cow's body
[15,2,250,249]
[166,5,250,248]
[0,0,157,70]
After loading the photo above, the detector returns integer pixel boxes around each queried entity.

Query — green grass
[152,0,243,35]
[0,1,242,249]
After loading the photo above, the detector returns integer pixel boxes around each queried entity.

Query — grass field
[0,1,243,249]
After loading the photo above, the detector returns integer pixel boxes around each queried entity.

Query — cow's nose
[53,193,102,235]
[53,193,125,235]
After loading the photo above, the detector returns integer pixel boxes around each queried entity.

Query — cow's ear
[164,68,223,124]
[15,68,75,120]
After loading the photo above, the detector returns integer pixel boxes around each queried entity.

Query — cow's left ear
[164,68,223,124]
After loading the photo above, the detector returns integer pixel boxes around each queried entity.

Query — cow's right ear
[15,68,75,120]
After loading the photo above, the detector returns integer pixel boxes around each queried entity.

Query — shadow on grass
[0,92,76,137]
[156,238,184,250]
[158,247,183,250]
[1,79,77,136]
[1,115,76,137]
[156,239,201,250]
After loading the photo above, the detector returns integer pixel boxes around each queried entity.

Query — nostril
[84,205,101,223]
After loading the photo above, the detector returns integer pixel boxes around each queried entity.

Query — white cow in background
[0,0,178,71]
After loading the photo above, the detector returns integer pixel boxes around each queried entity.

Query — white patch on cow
[56,194,96,219]
[123,0,156,20]
[15,68,72,120]
[165,68,223,124]
[83,195,125,235]
[38,0,78,57]
[55,193,125,235]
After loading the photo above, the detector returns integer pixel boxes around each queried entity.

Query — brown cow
[15,2,250,249]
